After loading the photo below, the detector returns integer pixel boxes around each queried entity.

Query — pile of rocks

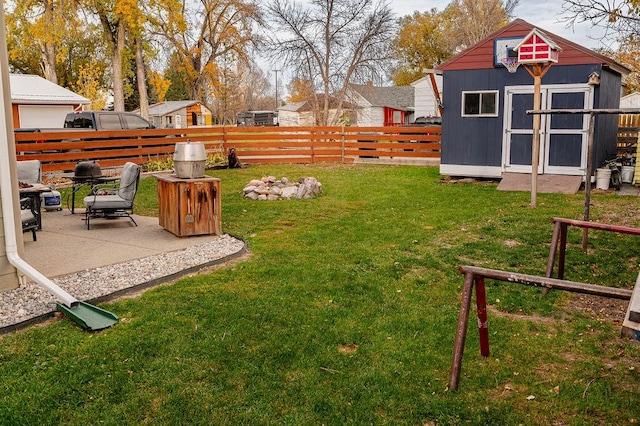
[243,176,322,200]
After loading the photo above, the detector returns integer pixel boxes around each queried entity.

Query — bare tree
[560,0,640,43]
[264,0,397,125]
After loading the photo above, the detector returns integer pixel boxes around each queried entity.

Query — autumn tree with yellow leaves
[147,0,263,116]
[560,1,640,95]
[392,0,518,86]
[5,0,106,90]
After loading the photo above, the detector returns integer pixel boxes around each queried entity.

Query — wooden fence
[617,126,639,157]
[619,114,640,128]
[14,125,442,173]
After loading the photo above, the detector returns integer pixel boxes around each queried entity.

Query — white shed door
[503,84,592,176]
[18,105,74,128]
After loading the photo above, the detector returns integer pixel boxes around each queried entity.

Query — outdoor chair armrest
[90,182,119,196]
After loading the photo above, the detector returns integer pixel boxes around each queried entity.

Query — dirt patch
[487,293,629,326]
[564,293,629,326]
[337,344,359,355]
[487,305,564,325]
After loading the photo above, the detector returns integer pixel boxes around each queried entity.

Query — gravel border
[0,234,247,333]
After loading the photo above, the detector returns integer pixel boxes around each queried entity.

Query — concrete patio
[0,208,246,331]
[22,208,244,278]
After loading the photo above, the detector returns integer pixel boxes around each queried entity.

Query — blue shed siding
[441,64,618,173]
[441,69,506,167]
[593,69,622,169]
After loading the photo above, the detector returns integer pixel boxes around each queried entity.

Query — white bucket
[621,165,634,183]
[595,168,611,190]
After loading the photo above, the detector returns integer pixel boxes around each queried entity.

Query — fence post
[222,126,227,156]
[341,125,345,164]
[311,128,315,164]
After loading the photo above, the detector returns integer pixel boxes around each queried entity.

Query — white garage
[10,74,89,129]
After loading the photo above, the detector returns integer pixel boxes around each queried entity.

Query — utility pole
[274,69,280,110]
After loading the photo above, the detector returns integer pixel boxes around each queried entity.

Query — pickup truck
[16,111,155,133]
[15,111,157,154]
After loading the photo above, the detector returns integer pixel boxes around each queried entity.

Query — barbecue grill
[74,161,102,181]
[68,161,113,214]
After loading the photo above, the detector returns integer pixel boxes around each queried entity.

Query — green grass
[3,164,640,425]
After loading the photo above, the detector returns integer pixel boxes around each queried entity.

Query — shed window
[462,91,498,117]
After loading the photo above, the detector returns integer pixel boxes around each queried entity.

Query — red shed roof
[436,19,629,75]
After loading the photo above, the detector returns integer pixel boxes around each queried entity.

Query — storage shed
[436,19,629,180]
[139,100,212,128]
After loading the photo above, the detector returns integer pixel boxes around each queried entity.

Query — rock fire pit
[243,176,322,200]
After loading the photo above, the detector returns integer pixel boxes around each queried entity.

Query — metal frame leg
[475,277,490,357]
[449,271,475,391]
[546,220,562,278]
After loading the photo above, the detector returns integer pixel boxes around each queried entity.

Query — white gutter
[0,2,77,308]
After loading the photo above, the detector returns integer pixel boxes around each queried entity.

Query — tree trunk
[112,22,126,111]
[135,38,149,118]
[39,41,58,84]
[40,0,57,84]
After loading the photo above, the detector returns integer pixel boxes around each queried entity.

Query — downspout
[0,1,76,308]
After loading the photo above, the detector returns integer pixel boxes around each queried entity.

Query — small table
[155,174,221,237]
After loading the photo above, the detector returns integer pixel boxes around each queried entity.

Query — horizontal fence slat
[14,126,442,172]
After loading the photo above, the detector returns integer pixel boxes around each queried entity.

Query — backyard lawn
[1,164,639,425]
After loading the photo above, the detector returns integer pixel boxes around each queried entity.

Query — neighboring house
[410,71,443,119]
[278,95,356,126]
[10,74,89,129]
[345,83,415,126]
[620,92,640,108]
[136,101,212,128]
[278,101,310,126]
[436,19,628,179]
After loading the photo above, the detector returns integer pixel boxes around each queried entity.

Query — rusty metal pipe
[450,265,633,391]
[546,220,561,278]
[552,217,640,236]
[458,265,632,300]
[448,271,475,391]
[558,223,568,279]
[475,277,490,357]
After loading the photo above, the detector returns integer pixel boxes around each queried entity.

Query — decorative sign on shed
[514,28,561,64]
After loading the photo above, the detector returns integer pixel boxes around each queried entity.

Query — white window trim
[461,90,500,117]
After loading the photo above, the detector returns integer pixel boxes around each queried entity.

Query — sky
[268,0,615,95]
[390,0,613,50]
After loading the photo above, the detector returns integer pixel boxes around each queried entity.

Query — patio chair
[83,162,141,230]
[17,159,42,184]
[21,196,38,241]
[17,159,49,236]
